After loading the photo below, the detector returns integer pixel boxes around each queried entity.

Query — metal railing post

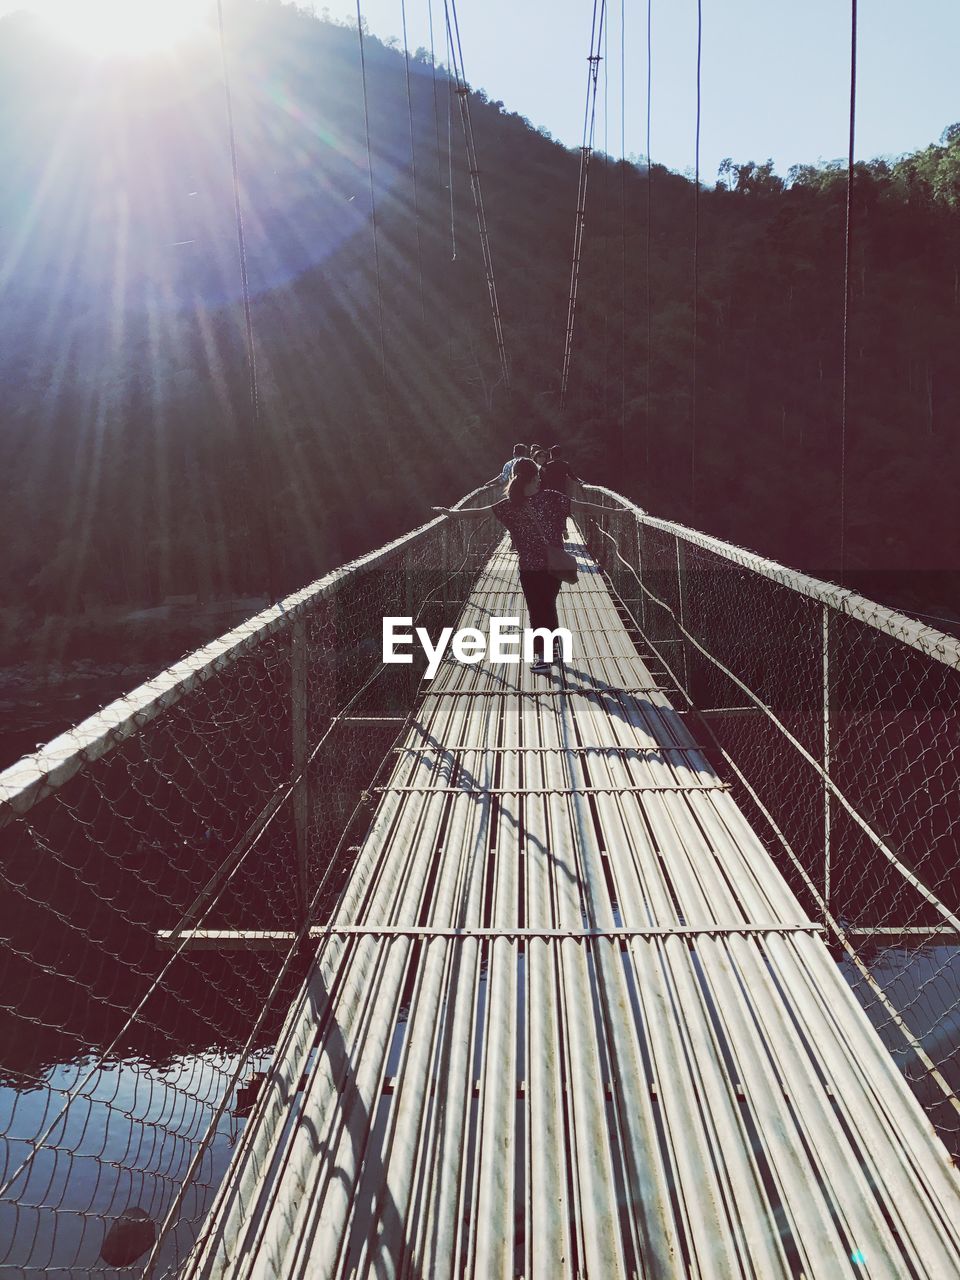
[676,536,691,695]
[404,545,418,697]
[291,616,311,922]
[403,545,414,620]
[635,516,647,632]
[822,603,832,922]
[440,522,449,620]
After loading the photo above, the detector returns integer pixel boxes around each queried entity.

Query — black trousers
[519,570,563,661]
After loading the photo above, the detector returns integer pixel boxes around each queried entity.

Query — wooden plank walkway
[185,531,960,1279]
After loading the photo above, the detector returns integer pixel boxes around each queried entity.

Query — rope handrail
[581,483,960,669]
[0,480,499,822]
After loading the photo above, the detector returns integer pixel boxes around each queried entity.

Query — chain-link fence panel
[0,480,502,1277]
[581,484,960,1158]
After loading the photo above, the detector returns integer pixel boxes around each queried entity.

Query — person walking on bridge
[541,444,582,496]
[499,443,528,486]
[434,460,607,672]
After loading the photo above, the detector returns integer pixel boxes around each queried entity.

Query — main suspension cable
[840,0,857,582]
[443,0,509,387]
[560,0,607,410]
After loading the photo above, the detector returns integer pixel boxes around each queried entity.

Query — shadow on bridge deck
[181,530,960,1280]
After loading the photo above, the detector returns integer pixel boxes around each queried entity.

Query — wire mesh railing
[0,480,502,1278]
[581,484,960,1157]
[7,468,960,1274]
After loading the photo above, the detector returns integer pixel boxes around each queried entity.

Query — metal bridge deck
[186,533,960,1279]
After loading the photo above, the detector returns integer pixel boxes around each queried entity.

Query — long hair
[507,457,538,504]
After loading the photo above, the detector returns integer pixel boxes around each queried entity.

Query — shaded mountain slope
[2,0,959,666]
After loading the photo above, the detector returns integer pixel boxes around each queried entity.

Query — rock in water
[234,1070,267,1118]
[100,1207,157,1267]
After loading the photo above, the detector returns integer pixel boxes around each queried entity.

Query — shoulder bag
[546,543,578,584]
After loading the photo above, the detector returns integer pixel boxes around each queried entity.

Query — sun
[39,0,207,57]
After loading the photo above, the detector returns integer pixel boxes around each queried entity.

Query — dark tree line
[1,0,959,666]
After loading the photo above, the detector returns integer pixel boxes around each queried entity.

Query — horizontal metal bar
[157,930,301,950]
[420,687,665,697]
[392,744,705,755]
[335,716,408,726]
[158,922,824,948]
[374,784,727,795]
[699,707,765,718]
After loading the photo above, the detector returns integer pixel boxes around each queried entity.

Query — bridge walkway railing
[180,522,960,1280]
[0,479,503,1277]
[3,480,960,1275]
[580,485,960,1153]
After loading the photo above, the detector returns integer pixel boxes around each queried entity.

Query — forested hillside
[2,0,959,667]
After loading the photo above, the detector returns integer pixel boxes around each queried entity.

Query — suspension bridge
[3,484,960,1277]
[4,0,960,1275]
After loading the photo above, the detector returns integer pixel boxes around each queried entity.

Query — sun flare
[39,0,207,57]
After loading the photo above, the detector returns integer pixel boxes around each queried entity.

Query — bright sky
[350,0,960,178]
[2,0,958,178]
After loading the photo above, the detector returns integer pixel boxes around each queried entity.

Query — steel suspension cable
[400,0,426,322]
[427,0,444,185]
[356,0,388,389]
[644,0,652,479]
[840,0,857,582]
[445,14,457,259]
[691,0,702,521]
[560,0,606,409]
[619,0,627,471]
[443,0,509,386]
[602,10,611,425]
[217,1,259,443]
[216,0,275,601]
